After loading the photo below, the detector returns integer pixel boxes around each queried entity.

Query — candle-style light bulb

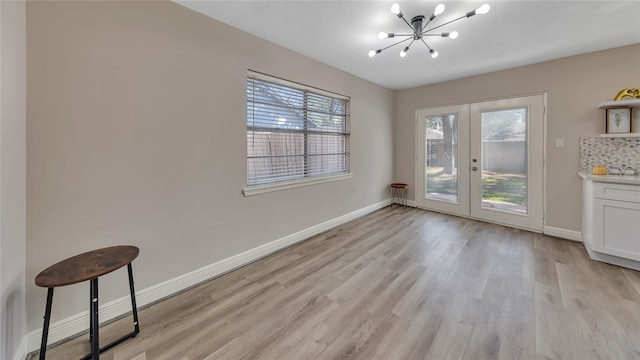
[476,4,490,14]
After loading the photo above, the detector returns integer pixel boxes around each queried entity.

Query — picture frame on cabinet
[606,107,633,134]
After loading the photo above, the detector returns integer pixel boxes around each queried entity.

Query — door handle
[472,166,478,171]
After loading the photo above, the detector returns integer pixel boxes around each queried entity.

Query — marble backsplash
[579,137,640,172]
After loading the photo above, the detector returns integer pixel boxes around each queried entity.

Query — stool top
[390,183,408,189]
[35,246,139,288]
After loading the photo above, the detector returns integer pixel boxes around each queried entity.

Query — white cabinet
[592,183,640,260]
[580,174,640,270]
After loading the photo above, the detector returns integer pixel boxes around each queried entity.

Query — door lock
[472,166,478,171]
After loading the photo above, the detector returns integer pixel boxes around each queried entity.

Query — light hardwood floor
[34,207,640,360]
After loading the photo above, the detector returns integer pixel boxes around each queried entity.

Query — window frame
[243,71,351,197]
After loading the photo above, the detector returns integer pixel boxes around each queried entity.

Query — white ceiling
[175,1,640,90]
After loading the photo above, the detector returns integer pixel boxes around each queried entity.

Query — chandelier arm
[400,16,413,30]
[421,19,434,33]
[420,38,433,51]
[421,14,466,34]
[378,37,414,53]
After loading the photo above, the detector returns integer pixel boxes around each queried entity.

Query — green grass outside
[427,167,526,206]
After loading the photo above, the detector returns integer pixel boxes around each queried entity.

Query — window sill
[243,173,352,197]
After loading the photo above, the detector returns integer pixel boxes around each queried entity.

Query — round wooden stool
[390,183,408,207]
[35,246,140,360]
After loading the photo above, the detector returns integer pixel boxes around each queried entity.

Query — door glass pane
[425,114,458,203]
[480,108,527,213]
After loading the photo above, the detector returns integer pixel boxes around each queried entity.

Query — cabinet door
[593,198,640,261]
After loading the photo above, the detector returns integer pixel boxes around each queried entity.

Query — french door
[417,95,545,232]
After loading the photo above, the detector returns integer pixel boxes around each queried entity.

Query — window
[245,72,350,192]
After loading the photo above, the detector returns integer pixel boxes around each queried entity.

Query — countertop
[578,171,640,185]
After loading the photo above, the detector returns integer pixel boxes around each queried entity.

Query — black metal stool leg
[390,187,397,207]
[89,286,93,343]
[39,287,54,360]
[90,278,100,360]
[127,263,140,335]
[80,264,140,360]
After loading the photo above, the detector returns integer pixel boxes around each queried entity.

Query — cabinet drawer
[594,182,640,203]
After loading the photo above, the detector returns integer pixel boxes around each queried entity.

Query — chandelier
[369,2,490,58]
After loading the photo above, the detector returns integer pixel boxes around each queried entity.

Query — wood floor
[35,207,640,360]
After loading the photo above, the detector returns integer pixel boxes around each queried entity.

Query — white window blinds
[246,72,350,186]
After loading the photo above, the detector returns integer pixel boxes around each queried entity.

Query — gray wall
[394,44,640,233]
[26,1,393,332]
[1,0,27,359]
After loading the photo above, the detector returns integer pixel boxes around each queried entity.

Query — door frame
[414,93,547,232]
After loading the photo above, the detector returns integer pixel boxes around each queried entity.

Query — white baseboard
[543,226,582,242]
[13,335,27,360]
[27,199,391,353]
